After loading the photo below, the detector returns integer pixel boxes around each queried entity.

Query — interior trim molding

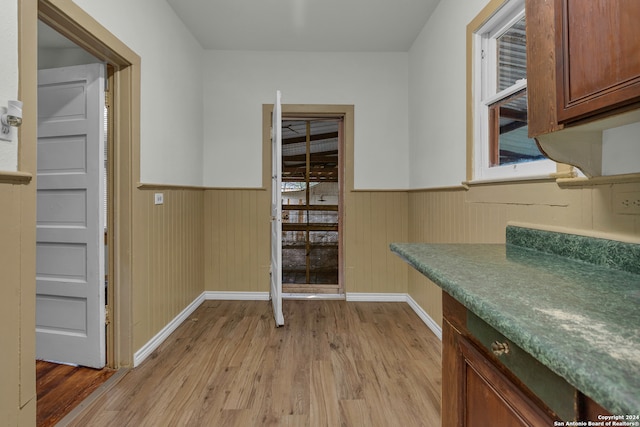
[406,295,443,341]
[407,185,467,193]
[556,172,640,187]
[137,182,206,191]
[0,170,33,184]
[133,293,205,367]
[204,291,270,300]
[282,293,345,300]
[137,183,268,191]
[345,292,407,302]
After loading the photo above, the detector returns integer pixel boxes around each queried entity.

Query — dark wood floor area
[69,300,442,426]
[36,360,115,427]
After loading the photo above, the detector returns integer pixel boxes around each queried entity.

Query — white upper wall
[408,0,489,188]
[202,50,410,189]
[0,0,18,171]
[74,0,204,186]
[4,0,493,188]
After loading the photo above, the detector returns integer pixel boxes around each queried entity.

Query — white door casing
[270,90,284,326]
[36,64,106,368]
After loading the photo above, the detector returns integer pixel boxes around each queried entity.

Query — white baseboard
[204,291,270,300]
[345,292,407,302]
[133,292,205,367]
[347,292,442,341]
[282,293,344,300]
[133,290,442,367]
[406,294,442,341]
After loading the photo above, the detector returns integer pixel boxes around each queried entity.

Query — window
[472,0,556,181]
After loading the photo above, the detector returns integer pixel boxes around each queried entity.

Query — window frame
[470,0,557,182]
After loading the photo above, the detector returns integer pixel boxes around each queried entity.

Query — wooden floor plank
[310,360,340,427]
[36,361,115,427]
[69,300,442,426]
[339,399,374,426]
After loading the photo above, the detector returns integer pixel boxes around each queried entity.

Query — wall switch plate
[154,193,164,205]
[613,190,640,215]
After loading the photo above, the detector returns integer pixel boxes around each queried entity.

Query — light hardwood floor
[70,300,442,426]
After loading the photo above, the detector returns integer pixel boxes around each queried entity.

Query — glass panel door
[281,119,341,294]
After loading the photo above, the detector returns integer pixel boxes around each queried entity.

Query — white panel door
[270,90,284,326]
[36,64,106,368]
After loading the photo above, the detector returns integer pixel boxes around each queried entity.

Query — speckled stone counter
[390,226,640,415]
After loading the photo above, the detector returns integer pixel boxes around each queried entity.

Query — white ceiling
[165,0,441,52]
[38,1,441,52]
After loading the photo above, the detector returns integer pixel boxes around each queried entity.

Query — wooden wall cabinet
[555,0,640,124]
[442,292,610,426]
[526,0,640,177]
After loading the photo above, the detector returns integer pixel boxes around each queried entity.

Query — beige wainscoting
[344,190,409,294]
[204,188,271,293]
[1,1,39,422]
[203,188,410,296]
[132,188,205,352]
[0,183,36,425]
[407,179,640,328]
[111,177,640,358]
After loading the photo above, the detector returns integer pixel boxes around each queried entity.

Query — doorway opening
[281,117,343,296]
[29,0,140,420]
[36,19,111,367]
[34,0,140,371]
[34,20,115,423]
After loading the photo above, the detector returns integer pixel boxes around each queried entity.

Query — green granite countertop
[390,227,640,416]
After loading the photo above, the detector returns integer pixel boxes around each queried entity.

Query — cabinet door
[459,336,555,426]
[443,319,556,427]
[556,0,640,122]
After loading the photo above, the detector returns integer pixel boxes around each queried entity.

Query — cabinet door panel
[558,0,640,121]
[467,364,529,426]
[459,335,556,426]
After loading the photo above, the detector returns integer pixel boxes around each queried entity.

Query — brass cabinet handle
[491,341,510,356]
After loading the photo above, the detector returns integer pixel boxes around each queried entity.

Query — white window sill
[463,173,560,187]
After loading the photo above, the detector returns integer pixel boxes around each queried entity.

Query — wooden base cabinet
[464,348,545,425]
[443,315,556,426]
[442,292,611,426]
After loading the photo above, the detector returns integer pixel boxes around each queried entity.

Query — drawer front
[467,311,577,421]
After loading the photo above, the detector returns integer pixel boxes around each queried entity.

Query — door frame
[262,104,354,296]
[21,0,141,368]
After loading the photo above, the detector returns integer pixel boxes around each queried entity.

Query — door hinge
[105,91,111,109]
[105,305,111,326]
